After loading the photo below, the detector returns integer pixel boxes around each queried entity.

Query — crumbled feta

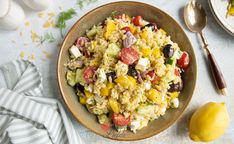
[171,98,179,108]
[144,82,151,90]
[159,106,167,115]
[69,45,82,58]
[86,97,95,105]
[115,61,128,76]
[173,49,182,59]
[135,58,150,72]
[130,120,141,133]
[86,85,93,92]
[96,68,106,82]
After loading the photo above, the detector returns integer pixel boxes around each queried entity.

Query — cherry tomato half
[114,15,123,19]
[120,48,139,65]
[83,66,96,84]
[177,52,189,69]
[152,75,160,84]
[174,69,180,76]
[147,70,160,84]
[112,113,130,126]
[121,26,131,33]
[147,70,155,80]
[132,16,142,26]
[100,123,110,132]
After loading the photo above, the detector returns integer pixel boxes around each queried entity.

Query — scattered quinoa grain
[42,51,52,59]
[20,51,25,58]
[25,20,30,27]
[37,12,45,18]
[31,30,39,42]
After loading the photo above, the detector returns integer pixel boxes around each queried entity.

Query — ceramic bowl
[57,1,197,141]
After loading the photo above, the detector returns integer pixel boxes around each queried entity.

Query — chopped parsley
[56,8,77,38]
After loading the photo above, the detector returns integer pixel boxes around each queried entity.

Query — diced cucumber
[86,26,98,39]
[66,70,76,86]
[136,104,155,116]
[165,58,174,65]
[97,114,109,124]
[75,69,85,84]
[105,43,120,57]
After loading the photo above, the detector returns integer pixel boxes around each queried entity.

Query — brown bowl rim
[57,1,197,141]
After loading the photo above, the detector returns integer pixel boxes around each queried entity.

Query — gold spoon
[184,0,227,95]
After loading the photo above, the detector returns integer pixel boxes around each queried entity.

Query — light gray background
[0,0,233,144]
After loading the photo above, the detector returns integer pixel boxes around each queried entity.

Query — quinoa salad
[65,14,190,133]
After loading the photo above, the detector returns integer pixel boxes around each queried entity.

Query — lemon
[189,102,229,142]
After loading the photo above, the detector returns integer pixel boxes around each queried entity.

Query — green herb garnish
[39,32,55,44]
[77,0,98,9]
[166,58,174,65]
[111,11,118,17]
[56,8,77,38]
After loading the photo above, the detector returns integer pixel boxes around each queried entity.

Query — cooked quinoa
[65,14,190,133]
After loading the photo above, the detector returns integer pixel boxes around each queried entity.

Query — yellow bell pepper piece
[100,87,109,97]
[129,25,136,34]
[107,82,114,89]
[79,97,86,105]
[127,76,137,87]
[152,48,161,58]
[109,99,120,113]
[169,92,179,99]
[140,30,148,40]
[159,28,167,35]
[100,83,115,97]
[146,89,162,103]
[84,90,94,98]
[91,41,97,49]
[141,47,151,57]
[228,7,234,15]
[115,75,136,88]
[104,20,116,39]
[115,76,128,88]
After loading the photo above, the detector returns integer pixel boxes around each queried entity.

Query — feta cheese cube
[160,107,167,115]
[144,82,151,90]
[135,58,150,72]
[130,120,141,133]
[69,45,82,58]
[97,68,107,82]
[86,85,93,92]
[171,98,179,108]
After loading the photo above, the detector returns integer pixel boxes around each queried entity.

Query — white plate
[208,0,234,36]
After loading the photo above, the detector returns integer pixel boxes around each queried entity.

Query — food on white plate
[227,0,234,17]
[65,14,190,133]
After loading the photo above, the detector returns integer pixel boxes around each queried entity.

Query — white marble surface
[0,0,233,144]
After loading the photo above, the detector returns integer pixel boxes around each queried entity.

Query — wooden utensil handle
[207,52,227,94]
[199,32,227,95]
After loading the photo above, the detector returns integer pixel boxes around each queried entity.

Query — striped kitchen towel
[0,60,83,144]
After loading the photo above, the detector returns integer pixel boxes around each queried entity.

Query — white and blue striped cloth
[0,60,83,144]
